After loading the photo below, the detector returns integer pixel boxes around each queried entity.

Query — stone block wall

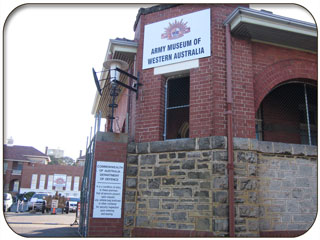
[257,147,317,232]
[124,137,317,237]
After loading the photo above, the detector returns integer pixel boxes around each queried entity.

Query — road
[3,211,80,237]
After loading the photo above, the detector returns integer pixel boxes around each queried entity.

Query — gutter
[223,6,316,30]
[3,159,30,163]
[225,24,235,237]
[109,39,138,48]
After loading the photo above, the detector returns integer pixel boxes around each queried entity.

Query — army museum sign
[143,8,211,69]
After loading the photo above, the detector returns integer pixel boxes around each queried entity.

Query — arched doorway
[255,81,317,145]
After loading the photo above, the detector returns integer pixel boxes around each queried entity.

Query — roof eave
[4,158,30,162]
[224,7,317,52]
[24,155,51,163]
[91,40,113,115]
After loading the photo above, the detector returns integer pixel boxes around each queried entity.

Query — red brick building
[87,4,317,237]
[3,144,84,198]
[93,4,317,146]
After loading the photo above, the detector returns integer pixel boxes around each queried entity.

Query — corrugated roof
[3,145,47,161]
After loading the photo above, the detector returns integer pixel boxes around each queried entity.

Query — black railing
[79,111,101,237]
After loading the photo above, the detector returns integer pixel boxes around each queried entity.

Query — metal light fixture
[103,59,129,82]
[92,59,142,132]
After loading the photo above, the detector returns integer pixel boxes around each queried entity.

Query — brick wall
[124,137,317,237]
[20,163,84,193]
[133,4,258,143]
[87,132,128,237]
[231,37,256,138]
[4,161,23,190]
[252,43,317,112]
[131,4,317,143]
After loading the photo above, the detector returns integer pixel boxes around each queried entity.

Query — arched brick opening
[255,82,317,145]
[254,59,317,112]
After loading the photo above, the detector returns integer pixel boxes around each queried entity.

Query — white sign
[53,174,67,188]
[143,8,211,69]
[93,161,124,218]
[51,199,58,208]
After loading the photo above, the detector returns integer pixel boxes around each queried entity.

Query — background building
[46,148,64,158]
[4,142,83,197]
[76,154,86,167]
[3,142,50,194]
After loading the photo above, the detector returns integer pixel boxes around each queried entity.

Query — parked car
[28,193,49,211]
[3,193,13,212]
[64,197,80,213]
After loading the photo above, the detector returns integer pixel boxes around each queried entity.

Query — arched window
[255,81,317,145]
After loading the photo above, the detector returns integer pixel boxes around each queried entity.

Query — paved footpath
[3,211,80,237]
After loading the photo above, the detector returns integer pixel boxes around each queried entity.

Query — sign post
[71,202,80,226]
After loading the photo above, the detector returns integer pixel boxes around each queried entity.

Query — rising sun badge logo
[161,19,190,40]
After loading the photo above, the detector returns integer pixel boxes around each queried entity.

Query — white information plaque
[92,161,124,218]
[143,8,211,69]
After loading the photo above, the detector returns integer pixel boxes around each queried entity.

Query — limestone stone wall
[124,137,317,237]
[257,145,317,232]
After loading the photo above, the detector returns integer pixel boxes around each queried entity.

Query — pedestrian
[16,194,24,213]
[42,201,45,214]
[65,201,69,214]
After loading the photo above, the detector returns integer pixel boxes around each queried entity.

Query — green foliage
[48,156,75,166]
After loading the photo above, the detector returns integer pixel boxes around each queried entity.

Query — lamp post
[103,60,129,132]
[103,59,129,82]
[92,59,142,133]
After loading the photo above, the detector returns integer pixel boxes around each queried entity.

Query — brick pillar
[87,132,128,237]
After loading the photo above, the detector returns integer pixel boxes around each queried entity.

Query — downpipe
[225,24,235,237]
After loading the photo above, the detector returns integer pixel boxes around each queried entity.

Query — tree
[63,156,75,166]
[48,156,75,166]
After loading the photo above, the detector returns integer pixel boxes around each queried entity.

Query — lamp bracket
[92,67,142,100]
